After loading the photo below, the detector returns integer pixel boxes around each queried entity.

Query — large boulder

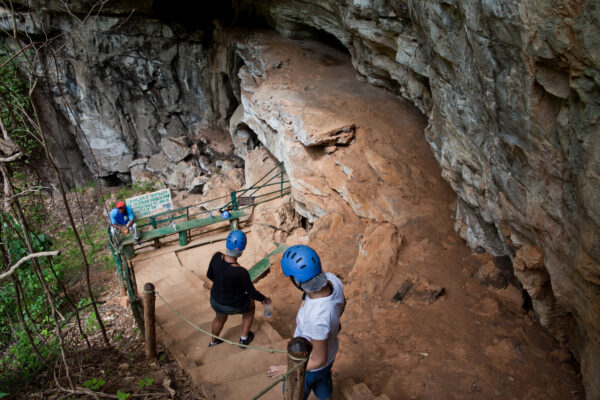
[161,137,192,163]
[145,152,173,178]
[166,161,202,191]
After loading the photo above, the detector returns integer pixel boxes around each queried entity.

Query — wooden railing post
[284,337,312,400]
[143,283,156,359]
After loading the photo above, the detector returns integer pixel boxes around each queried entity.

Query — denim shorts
[283,362,334,400]
[210,296,250,315]
[304,363,333,400]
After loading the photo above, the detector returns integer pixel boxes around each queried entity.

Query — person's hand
[266,364,286,379]
[263,297,271,305]
[126,220,133,228]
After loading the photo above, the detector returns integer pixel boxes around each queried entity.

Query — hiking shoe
[136,237,142,246]
[239,331,254,348]
[208,339,223,347]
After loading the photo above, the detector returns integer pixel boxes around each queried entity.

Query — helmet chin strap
[290,276,304,292]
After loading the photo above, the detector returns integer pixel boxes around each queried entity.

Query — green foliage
[83,377,106,390]
[116,390,131,400]
[137,376,154,390]
[85,313,99,334]
[1,327,57,388]
[8,170,48,231]
[71,181,97,193]
[0,46,39,159]
[0,212,60,389]
[0,393,11,398]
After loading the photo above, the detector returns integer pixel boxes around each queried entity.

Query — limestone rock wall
[0,7,221,180]
[241,1,599,396]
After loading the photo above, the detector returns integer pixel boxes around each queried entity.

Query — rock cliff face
[238,1,599,395]
[3,0,599,396]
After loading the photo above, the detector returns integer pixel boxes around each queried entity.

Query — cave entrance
[287,24,350,56]
[231,122,261,158]
[219,72,238,122]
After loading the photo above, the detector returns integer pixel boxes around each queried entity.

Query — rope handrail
[251,358,308,400]
[154,290,309,400]
[154,291,288,354]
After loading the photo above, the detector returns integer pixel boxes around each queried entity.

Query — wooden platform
[121,210,246,259]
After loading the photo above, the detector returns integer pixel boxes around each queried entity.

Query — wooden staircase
[133,244,390,400]
[134,250,286,399]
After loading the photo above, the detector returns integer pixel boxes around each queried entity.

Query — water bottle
[264,302,272,318]
[209,211,213,219]
[172,221,177,231]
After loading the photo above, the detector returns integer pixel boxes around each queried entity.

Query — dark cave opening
[287,23,350,56]
[220,72,239,122]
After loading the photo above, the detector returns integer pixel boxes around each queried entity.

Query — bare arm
[267,338,328,379]
[305,339,328,371]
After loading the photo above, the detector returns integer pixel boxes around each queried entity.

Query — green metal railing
[106,162,297,399]
[133,162,291,232]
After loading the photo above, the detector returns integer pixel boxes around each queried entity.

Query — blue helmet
[281,245,322,283]
[222,210,231,219]
[226,230,247,251]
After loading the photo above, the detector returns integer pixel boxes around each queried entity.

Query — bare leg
[130,223,139,240]
[241,300,256,337]
[211,313,228,340]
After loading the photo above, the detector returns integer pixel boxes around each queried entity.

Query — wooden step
[206,370,283,400]
[193,339,288,383]
[155,303,211,326]
[186,320,279,365]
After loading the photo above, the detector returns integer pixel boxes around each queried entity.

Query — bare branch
[0,250,60,280]
[0,151,23,162]
[0,41,36,70]
[9,185,51,198]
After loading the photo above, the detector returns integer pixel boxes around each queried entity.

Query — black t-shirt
[207,252,266,308]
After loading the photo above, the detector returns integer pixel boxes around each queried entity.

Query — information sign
[126,189,173,218]
[237,196,255,206]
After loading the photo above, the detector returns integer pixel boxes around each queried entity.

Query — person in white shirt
[267,245,345,400]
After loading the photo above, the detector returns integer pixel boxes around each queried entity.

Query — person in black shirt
[207,230,271,347]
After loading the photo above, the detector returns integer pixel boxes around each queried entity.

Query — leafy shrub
[83,377,106,390]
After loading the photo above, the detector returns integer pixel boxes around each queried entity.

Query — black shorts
[210,296,250,315]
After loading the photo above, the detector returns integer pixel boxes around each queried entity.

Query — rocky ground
[221,34,586,399]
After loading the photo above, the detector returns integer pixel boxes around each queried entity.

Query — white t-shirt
[294,272,345,371]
